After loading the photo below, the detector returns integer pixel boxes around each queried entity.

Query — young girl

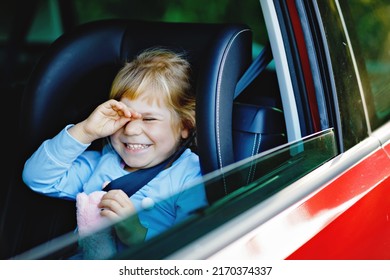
[22,48,207,256]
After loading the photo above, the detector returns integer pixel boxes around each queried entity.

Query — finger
[99,190,135,216]
[99,196,122,212]
[100,190,130,207]
[100,208,121,221]
[115,107,132,119]
[115,100,143,119]
[107,101,130,118]
[130,111,142,119]
[100,201,134,221]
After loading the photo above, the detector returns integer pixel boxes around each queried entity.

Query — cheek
[152,123,180,144]
[169,118,185,139]
[170,122,184,141]
[110,131,120,140]
[109,132,122,147]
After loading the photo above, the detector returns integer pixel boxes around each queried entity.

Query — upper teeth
[127,144,148,150]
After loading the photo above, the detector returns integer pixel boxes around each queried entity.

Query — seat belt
[104,154,175,196]
[104,133,196,196]
[105,43,272,197]
[234,42,272,99]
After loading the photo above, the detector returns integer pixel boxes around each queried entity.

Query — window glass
[1,0,270,260]
[13,129,337,259]
[316,1,368,149]
[73,0,268,53]
[27,0,63,43]
[346,0,390,129]
[118,129,338,259]
[0,0,267,99]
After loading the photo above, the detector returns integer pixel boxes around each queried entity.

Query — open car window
[341,0,390,130]
[12,128,337,260]
[3,0,389,264]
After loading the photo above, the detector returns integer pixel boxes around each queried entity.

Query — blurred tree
[74,0,267,45]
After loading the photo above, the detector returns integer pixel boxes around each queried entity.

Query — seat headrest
[21,19,252,161]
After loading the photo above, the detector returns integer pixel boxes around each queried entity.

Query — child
[22,48,208,257]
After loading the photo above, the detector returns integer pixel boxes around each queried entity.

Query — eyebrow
[140,112,165,118]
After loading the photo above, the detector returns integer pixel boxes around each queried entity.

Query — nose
[123,119,143,135]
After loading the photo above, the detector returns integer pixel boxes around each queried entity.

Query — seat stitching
[216,28,250,195]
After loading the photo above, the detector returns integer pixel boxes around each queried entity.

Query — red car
[1,0,389,260]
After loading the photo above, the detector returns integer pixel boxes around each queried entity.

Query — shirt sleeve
[22,125,101,200]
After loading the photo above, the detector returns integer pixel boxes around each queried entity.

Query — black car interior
[1,19,286,259]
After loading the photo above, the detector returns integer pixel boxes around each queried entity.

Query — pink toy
[76,191,110,236]
[76,191,117,259]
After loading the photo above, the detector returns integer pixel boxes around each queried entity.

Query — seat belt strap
[234,42,272,99]
[104,132,195,197]
[104,154,175,196]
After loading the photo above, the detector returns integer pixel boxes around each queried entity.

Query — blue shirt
[22,125,208,240]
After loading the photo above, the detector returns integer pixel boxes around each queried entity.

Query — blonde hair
[109,48,195,133]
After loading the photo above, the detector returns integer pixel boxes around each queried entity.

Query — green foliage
[74,0,268,45]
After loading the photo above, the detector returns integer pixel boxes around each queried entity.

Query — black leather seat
[0,19,252,258]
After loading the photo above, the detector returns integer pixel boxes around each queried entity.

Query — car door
[172,0,390,260]
[5,0,390,260]
[133,0,390,260]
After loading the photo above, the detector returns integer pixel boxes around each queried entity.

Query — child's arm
[22,125,99,199]
[23,99,141,199]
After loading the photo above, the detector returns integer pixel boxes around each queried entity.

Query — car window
[72,0,267,48]
[12,128,337,259]
[112,129,338,260]
[0,0,266,102]
[343,0,390,131]
[0,1,269,259]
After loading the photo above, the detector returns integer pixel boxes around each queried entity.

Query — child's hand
[99,188,147,244]
[98,189,136,222]
[68,99,142,144]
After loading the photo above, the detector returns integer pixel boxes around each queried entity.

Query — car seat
[1,19,254,258]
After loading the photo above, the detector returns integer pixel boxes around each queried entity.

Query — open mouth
[125,143,151,150]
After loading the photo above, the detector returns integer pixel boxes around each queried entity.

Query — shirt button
[141,197,155,210]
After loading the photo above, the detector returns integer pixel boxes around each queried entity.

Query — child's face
[110,94,189,171]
